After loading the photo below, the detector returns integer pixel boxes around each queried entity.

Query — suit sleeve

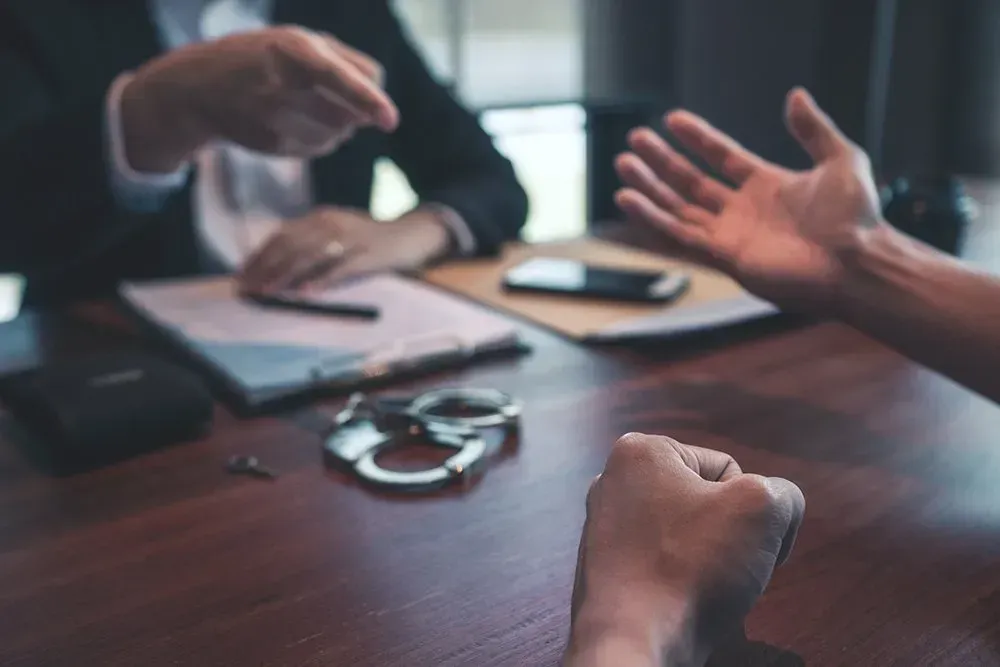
[379,3,529,256]
[0,41,174,288]
[105,72,191,212]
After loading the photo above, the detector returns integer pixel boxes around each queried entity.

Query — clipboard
[119,274,529,413]
[423,238,778,342]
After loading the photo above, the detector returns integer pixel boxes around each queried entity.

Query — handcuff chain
[323,388,521,492]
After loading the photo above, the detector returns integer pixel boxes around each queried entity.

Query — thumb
[323,34,385,86]
[763,476,806,566]
[785,87,851,164]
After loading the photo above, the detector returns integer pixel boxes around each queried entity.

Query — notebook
[423,238,779,342]
[119,274,527,412]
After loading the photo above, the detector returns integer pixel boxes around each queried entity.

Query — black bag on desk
[0,352,214,474]
[881,176,971,255]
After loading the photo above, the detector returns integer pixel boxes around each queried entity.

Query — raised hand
[615,88,884,313]
[120,26,398,173]
[564,434,804,667]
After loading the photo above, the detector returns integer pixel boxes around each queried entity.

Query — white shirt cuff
[105,72,190,211]
[423,203,477,256]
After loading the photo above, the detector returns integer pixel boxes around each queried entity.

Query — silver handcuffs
[323,388,522,492]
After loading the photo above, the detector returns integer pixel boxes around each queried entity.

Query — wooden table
[2,306,1000,667]
[5,192,1000,667]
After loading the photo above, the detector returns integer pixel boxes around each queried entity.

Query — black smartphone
[502,257,689,303]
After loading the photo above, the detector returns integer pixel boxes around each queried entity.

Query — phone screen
[503,258,688,303]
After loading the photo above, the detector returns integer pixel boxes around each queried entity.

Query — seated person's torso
[1,1,412,305]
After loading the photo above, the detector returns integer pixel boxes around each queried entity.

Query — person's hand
[615,87,884,314]
[120,26,398,173]
[237,205,453,293]
[564,434,805,667]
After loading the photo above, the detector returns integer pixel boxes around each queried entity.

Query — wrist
[565,593,704,667]
[393,207,456,261]
[563,630,662,667]
[119,69,212,173]
[833,221,922,322]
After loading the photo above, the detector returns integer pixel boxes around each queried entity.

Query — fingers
[763,476,806,566]
[324,34,384,86]
[608,433,742,484]
[280,86,362,146]
[722,473,806,571]
[669,441,744,482]
[614,146,724,269]
[614,188,715,255]
[627,128,731,213]
[240,227,347,293]
[665,111,768,185]
[267,105,353,157]
[272,28,399,131]
[784,87,850,164]
[239,235,298,293]
[282,243,347,291]
[300,253,375,293]
[615,152,688,213]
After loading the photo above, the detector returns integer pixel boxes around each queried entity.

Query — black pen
[244,293,380,320]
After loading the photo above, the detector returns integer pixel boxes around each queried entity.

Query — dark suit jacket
[0,0,528,307]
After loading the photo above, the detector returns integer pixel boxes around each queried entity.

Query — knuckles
[263,26,323,71]
[369,61,386,87]
[722,474,779,518]
[270,24,316,47]
[609,432,660,467]
[605,432,681,477]
[846,144,873,174]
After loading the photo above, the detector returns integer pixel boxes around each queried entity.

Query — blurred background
[373,0,587,242]
[373,0,1000,257]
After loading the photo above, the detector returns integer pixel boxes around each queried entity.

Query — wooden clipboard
[423,238,775,341]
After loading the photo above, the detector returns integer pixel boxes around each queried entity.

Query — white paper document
[120,274,521,399]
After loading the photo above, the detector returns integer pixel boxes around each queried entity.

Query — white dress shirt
[105,0,474,271]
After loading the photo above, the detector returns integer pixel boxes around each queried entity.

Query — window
[459,0,583,107]
[393,0,583,107]
[371,104,586,243]
[372,1,588,242]
[392,0,457,84]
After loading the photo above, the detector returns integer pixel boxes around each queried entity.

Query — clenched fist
[564,434,805,667]
[120,26,398,173]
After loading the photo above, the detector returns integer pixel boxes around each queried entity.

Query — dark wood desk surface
[2,200,1000,666]
[3,310,1000,667]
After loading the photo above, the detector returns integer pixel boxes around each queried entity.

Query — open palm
[615,88,883,312]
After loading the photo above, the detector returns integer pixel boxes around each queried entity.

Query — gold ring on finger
[324,240,347,259]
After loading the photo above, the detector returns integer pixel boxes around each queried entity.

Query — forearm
[837,223,1000,402]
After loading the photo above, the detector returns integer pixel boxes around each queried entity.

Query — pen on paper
[244,293,380,320]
